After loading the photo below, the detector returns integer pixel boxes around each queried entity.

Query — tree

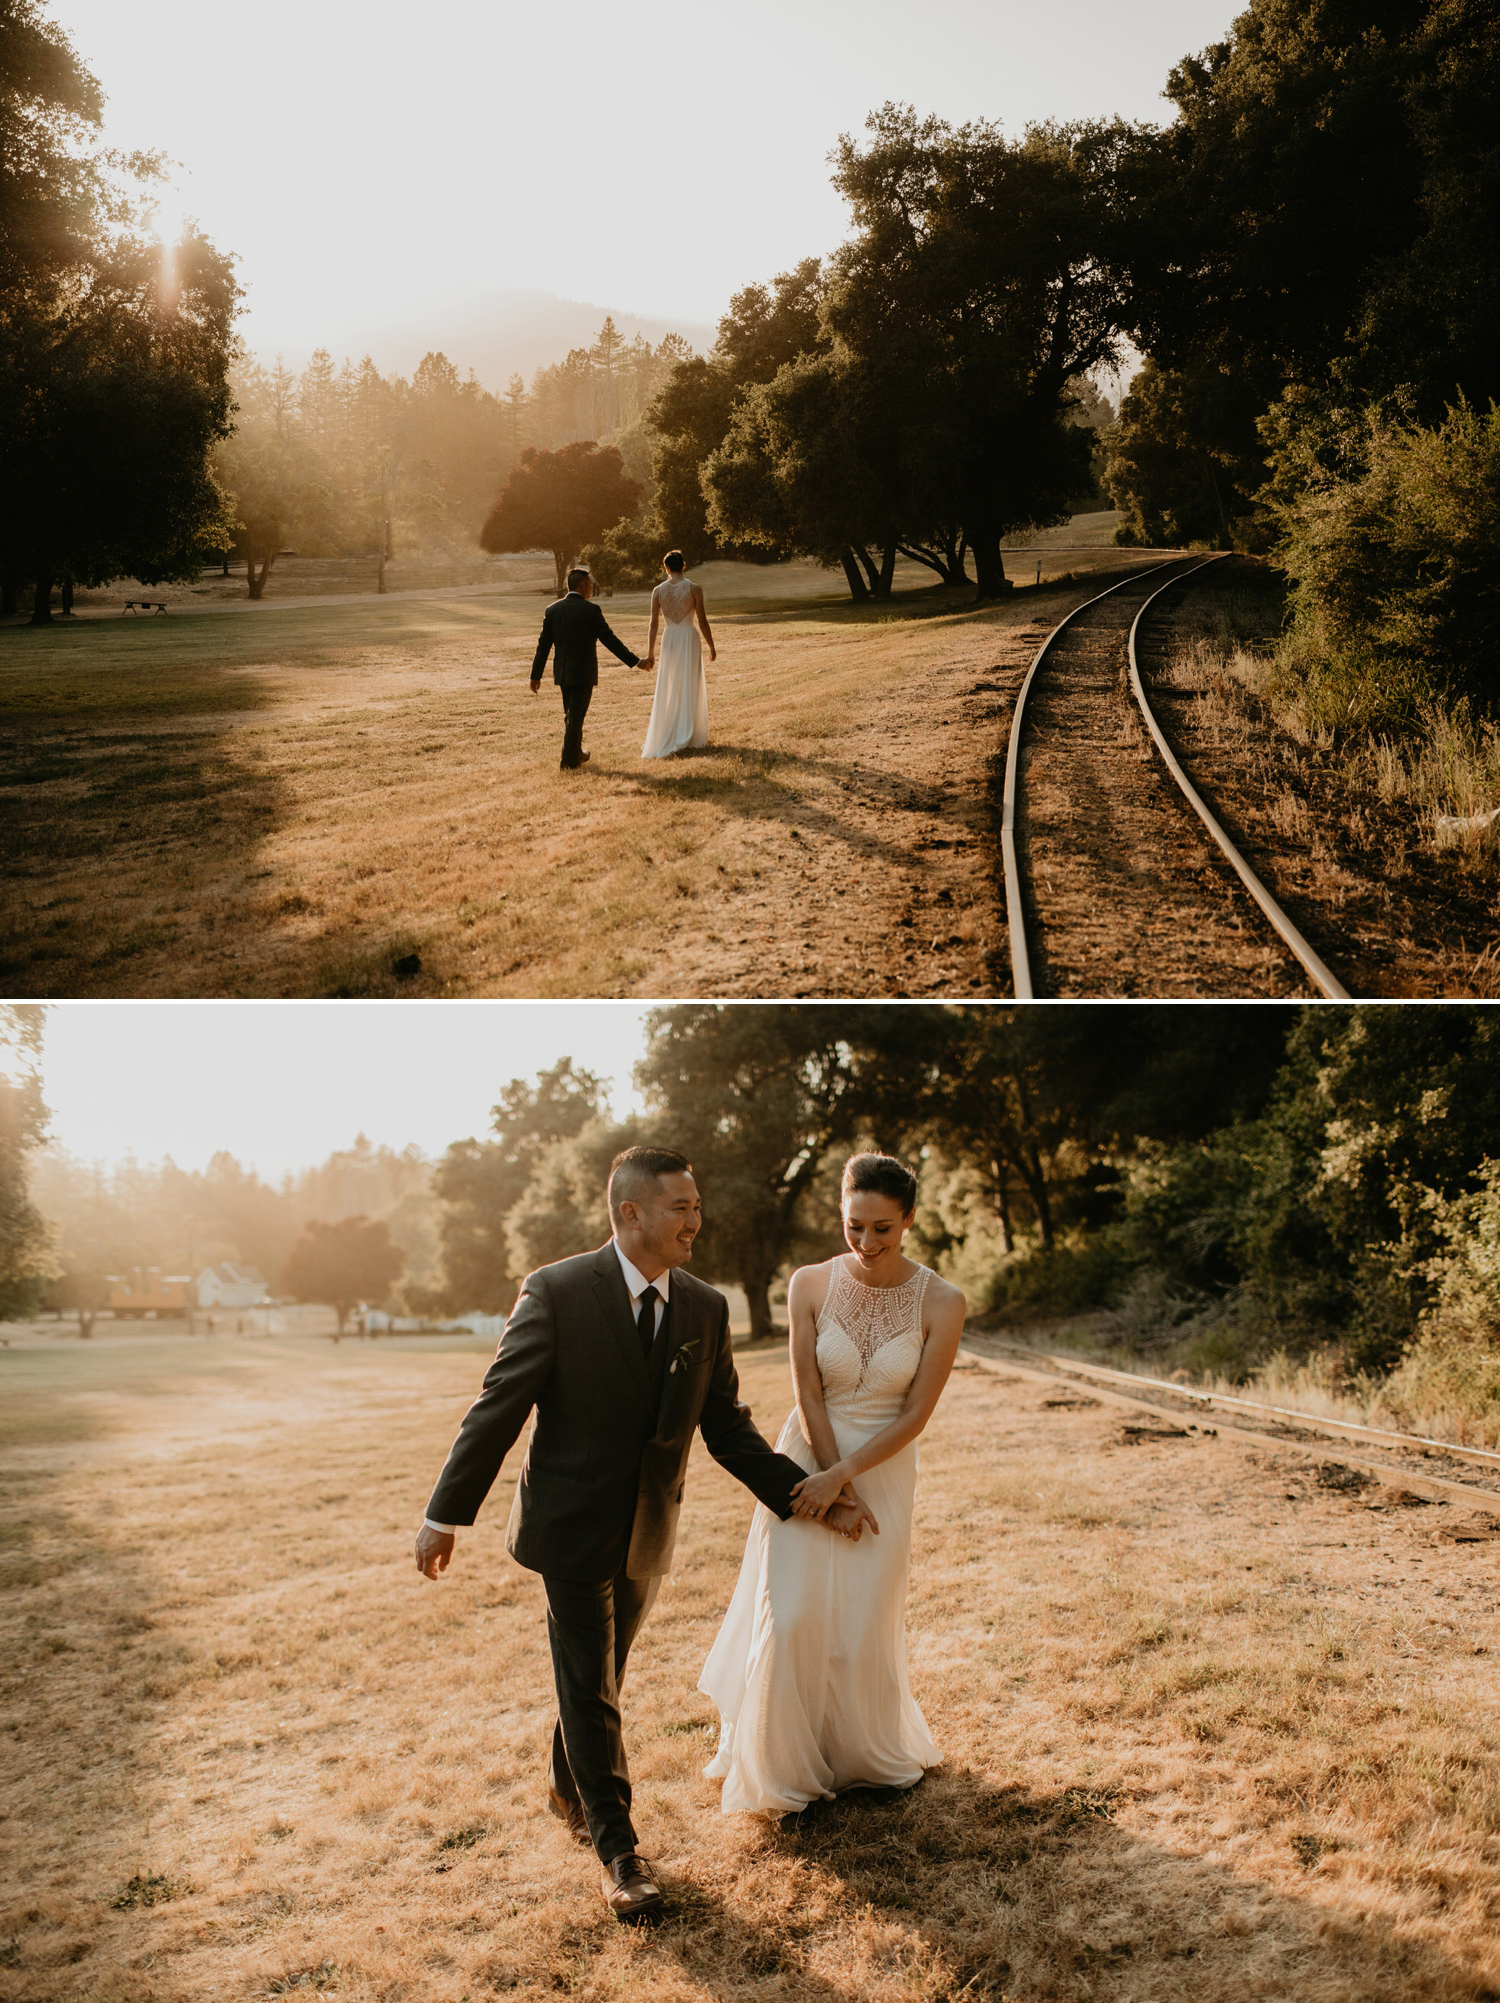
[46,1263,109,1336]
[431,1058,609,1313]
[819,108,1126,598]
[277,1216,404,1337]
[1102,358,1269,548]
[0,1003,54,1320]
[479,442,641,595]
[634,1006,882,1338]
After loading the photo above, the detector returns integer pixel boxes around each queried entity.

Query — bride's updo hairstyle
[841,1151,919,1217]
[663,550,686,573]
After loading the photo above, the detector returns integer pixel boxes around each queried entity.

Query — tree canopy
[479,442,641,596]
[277,1215,405,1336]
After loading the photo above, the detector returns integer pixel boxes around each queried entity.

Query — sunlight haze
[39,1003,652,1178]
[52,0,1238,375]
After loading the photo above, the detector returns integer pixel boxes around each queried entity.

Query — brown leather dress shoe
[601,1851,664,1924]
[546,1788,591,1848]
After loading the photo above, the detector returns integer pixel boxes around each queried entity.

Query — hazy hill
[243,286,716,392]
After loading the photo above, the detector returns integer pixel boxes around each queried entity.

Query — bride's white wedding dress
[699,1258,942,1814]
[641,574,709,758]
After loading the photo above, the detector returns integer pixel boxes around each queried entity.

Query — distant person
[415,1146,875,1924]
[640,551,714,759]
[530,566,642,770]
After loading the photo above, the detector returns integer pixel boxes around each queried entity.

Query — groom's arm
[421,1274,556,1536]
[530,605,556,687]
[590,601,640,668]
[695,1297,805,1521]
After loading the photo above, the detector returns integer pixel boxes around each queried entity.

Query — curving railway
[963,1340,1500,1517]
[999,555,1350,1001]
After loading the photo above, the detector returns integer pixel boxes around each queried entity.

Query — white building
[196,1263,270,1310]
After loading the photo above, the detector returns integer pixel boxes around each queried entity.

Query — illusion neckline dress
[698,1256,943,1814]
[641,574,709,758]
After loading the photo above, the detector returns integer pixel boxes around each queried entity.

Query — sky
[38,1003,654,1180]
[49,0,1239,372]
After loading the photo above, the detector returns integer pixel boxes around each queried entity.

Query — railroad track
[999,555,1349,1001]
[961,1339,1500,1516]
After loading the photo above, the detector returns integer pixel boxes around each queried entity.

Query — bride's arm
[693,585,716,661]
[788,1266,842,1472]
[643,586,660,667]
[790,1278,967,1517]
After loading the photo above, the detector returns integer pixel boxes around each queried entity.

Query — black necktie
[636,1284,658,1359]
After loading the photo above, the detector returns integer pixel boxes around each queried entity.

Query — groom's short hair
[608,1145,693,1223]
[566,566,592,591]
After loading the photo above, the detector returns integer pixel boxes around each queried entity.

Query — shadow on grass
[0,645,285,995]
[636,1766,1492,2002]
[626,743,964,870]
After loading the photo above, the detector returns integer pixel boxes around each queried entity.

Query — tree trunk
[743,1263,778,1342]
[971,539,1012,600]
[1,576,18,615]
[246,550,276,600]
[552,549,569,596]
[60,580,74,616]
[990,1158,1014,1255]
[875,541,897,600]
[77,1309,95,1338]
[221,551,230,577]
[839,548,870,601]
[1020,1146,1053,1247]
[850,544,883,595]
[29,573,53,625]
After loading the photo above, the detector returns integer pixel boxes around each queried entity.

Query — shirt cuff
[423,1518,457,1534]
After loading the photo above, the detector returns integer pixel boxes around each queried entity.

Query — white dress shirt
[423,1241,669,1538]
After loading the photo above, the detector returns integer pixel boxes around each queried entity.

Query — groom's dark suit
[425,1240,803,1860]
[530,589,640,769]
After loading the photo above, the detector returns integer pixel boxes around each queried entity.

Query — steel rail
[1001,555,1196,999]
[1126,560,1351,1000]
[960,1348,1500,1512]
[994,1346,1500,1472]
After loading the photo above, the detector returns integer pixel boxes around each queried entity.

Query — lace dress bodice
[656,575,695,624]
[814,1258,930,1441]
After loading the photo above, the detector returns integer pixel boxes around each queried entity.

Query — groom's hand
[528,677,541,696]
[415,1525,455,1578]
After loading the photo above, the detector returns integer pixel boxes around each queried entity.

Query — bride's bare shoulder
[788,1258,839,1308]
[923,1269,967,1320]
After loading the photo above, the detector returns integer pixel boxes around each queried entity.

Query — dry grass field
[4,1323,1500,2002]
[0,534,1158,1001]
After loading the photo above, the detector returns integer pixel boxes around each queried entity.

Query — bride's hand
[790,1466,849,1518]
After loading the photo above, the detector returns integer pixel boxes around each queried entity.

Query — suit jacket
[531,591,640,687]
[425,1242,804,1580]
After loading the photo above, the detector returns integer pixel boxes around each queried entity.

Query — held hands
[639,655,654,672]
[824,1487,880,1541]
[415,1525,455,1579]
[791,1465,853,1518]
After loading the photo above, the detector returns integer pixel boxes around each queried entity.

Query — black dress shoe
[546,1787,591,1848]
[601,1851,664,1924]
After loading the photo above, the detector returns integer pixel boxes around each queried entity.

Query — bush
[1264,394,1500,733]
[1387,1160,1500,1439]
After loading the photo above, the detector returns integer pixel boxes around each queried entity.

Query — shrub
[1264,394,1500,733]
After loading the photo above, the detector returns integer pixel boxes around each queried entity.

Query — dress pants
[543,1565,662,1861]
[559,681,593,768]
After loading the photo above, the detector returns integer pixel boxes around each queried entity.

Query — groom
[415,1146,873,1923]
[529,565,642,769]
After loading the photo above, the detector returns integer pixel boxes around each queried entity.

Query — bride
[699,1152,966,1815]
[640,550,713,758]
